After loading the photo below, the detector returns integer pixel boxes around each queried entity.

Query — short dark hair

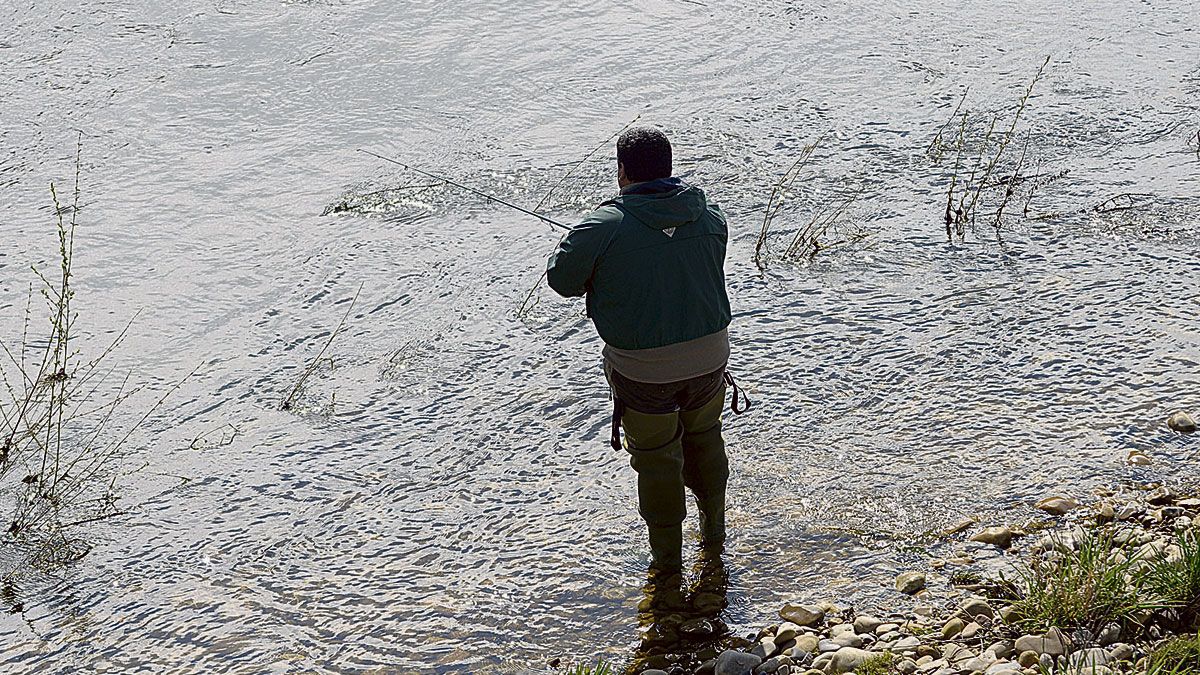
[617,126,672,182]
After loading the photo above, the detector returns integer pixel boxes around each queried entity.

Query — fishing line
[357,149,572,232]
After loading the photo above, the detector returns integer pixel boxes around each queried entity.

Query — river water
[1,0,1198,672]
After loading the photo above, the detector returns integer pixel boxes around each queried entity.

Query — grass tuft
[857,651,897,675]
[1148,632,1200,675]
[1011,527,1158,634]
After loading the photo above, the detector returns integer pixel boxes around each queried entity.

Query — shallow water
[1,0,1199,672]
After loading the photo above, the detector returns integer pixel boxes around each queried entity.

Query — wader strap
[610,397,625,450]
[724,371,751,415]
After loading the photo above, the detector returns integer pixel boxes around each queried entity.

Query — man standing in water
[546,127,732,574]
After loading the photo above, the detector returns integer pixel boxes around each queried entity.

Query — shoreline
[604,414,1200,675]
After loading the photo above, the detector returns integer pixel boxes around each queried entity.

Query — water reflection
[626,545,748,674]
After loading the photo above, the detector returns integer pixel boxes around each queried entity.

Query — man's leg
[680,385,728,546]
[620,407,686,572]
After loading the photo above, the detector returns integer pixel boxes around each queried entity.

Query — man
[546,126,733,573]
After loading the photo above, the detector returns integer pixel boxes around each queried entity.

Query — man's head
[617,126,672,187]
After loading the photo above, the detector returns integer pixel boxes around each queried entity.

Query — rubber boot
[621,408,686,573]
[680,389,729,546]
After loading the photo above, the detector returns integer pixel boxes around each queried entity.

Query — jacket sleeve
[545,218,610,298]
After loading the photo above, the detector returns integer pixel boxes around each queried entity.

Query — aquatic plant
[937,56,1051,242]
[753,132,823,268]
[281,282,363,413]
[0,137,188,570]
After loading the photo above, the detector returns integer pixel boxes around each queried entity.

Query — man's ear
[617,162,628,186]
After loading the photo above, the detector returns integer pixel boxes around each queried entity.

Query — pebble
[827,647,871,674]
[960,621,981,640]
[817,639,840,654]
[832,632,863,649]
[1126,450,1153,465]
[1014,627,1069,657]
[988,641,1014,659]
[876,623,900,635]
[1168,410,1197,433]
[853,616,883,634]
[1147,485,1177,505]
[969,526,1015,548]
[829,623,855,637]
[1109,643,1134,662]
[1035,495,1080,515]
[779,603,824,628]
[1017,651,1040,668]
[897,658,919,674]
[1068,647,1109,669]
[957,597,996,621]
[775,622,801,643]
[894,636,921,651]
[1096,623,1120,647]
[792,635,819,655]
[941,618,965,639]
[896,571,927,595]
[714,650,762,675]
[642,670,669,675]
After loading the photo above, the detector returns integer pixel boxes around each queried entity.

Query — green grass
[1011,527,1159,633]
[1148,633,1200,675]
[857,651,896,675]
[1145,531,1200,626]
[563,661,613,675]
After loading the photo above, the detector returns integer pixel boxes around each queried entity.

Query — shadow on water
[622,546,750,674]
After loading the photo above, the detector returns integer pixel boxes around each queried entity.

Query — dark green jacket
[546,178,731,350]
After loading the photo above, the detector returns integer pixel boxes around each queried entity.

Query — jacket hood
[607,177,707,230]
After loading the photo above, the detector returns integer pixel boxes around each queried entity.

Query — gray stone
[970,526,1015,548]
[896,571,927,595]
[897,657,918,675]
[1036,496,1080,515]
[1014,627,1069,657]
[997,605,1019,624]
[894,636,922,651]
[641,670,669,675]
[1068,647,1110,670]
[853,615,884,635]
[1108,643,1134,663]
[1168,411,1197,434]
[830,623,856,637]
[759,656,786,674]
[942,644,974,665]
[780,603,825,627]
[832,632,863,649]
[1096,623,1121,647]
[817,639,840,654]
[962,651,999,672]
[810,652,834,672]
[792,635,819,655]
[984,663,1020,675]
[1038,653,1055,672]
[827,647,872,674]
[776,621,802,643]
[1147,485,1178,505]
[715,650,762,675]
[960,622,981,640]
[876,623,900,635]
[957,597,996,621]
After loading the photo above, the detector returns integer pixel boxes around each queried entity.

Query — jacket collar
[619,177,686,196]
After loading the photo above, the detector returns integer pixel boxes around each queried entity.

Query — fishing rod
[357,149,572,232]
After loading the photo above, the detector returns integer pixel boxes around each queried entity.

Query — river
[1,0,1198,672]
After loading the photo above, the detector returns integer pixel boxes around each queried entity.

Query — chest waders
[609,370,751,572]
